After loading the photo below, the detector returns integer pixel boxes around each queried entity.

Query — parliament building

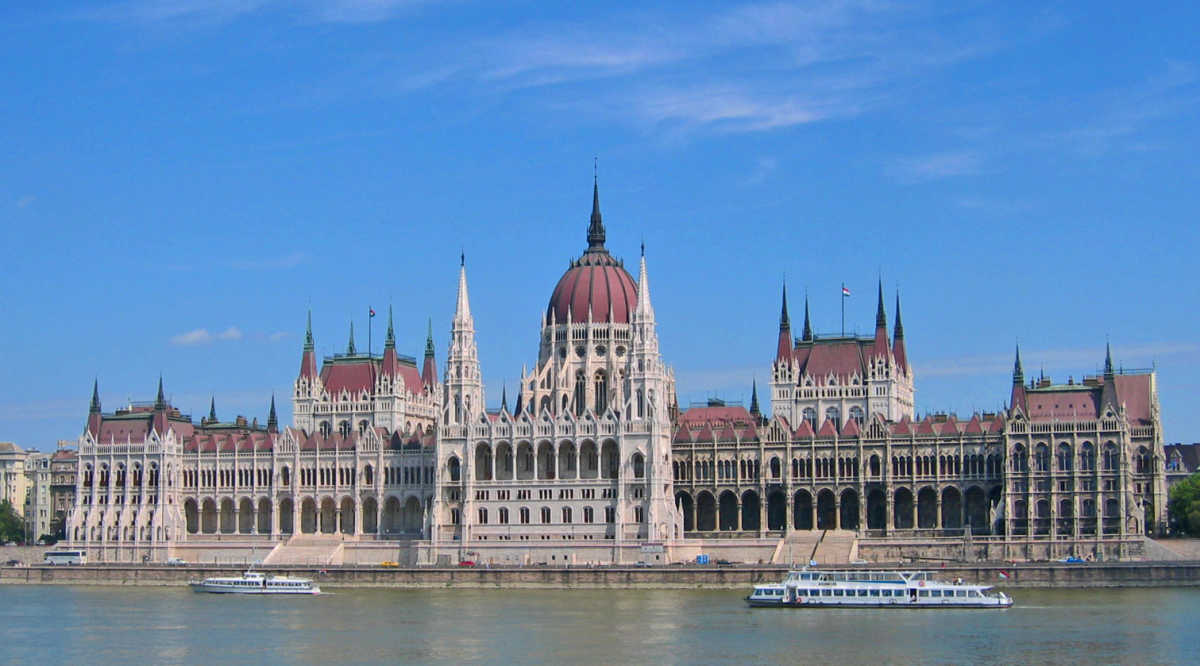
[65,182,1167,565]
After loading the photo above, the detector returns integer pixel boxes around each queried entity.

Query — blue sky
[2,1,1199,448]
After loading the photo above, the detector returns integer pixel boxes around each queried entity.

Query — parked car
[715,559,734,566]
[379,561,399,568]
[4,559,21,567]
[166,557,187,566]
[458,560,476,567]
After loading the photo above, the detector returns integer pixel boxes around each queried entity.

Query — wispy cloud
[87,0,435,26]
[170,328,214,345]
[889,151,983,184]
[268,331,289,342]
[16,195,35,208]
[171,325,245,345]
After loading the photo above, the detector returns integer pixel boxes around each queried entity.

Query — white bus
[44,550,87,566]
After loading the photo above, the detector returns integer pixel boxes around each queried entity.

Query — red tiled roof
[673,427,693,444]
[794,420,815,438]
[890,416,912,436]
[679,405,754,428]
[841,418,860,438]
[1115,374,1154,425]
[817,418,838,437]
[797,340,866,381]
[1027,388,1099,422]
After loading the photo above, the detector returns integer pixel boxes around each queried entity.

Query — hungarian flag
[998,570,1009,579]
[842,286,851,297]
[369,308,376,318]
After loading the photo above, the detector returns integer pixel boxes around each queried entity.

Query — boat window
[857,589,868,597]
[919,590,930,597]
[869,589,880,597]
[821,589,831,596]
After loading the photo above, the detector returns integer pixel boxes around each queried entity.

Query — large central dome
[546,180,638,324]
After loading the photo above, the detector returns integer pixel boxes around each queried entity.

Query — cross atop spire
[587,169,606,251]
[347,321,357,355]
[90,379,101,414]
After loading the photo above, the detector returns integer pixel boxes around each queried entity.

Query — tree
[0,500,24,543]
[1167,472,1200,536]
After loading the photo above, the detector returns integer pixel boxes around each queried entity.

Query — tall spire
[1010,343,1027,413]
[875,279,887,330]
[454,259,473,325]
[1104,341,1114,377]
[90,379,101,414]
[425,317,435,357]
[385,305,395,348]
[634,249,654,320]
[500,384,509,413]
[267,395,278,433]
[347,321,357,355]
[422,317,437,388]
[776,282,793,362]
[587,171,606,251]
[155,375,166,410]
[304,309,314,350]
[749,379,760,416]
[891,291,908,373]
[801,294,813,342]
[208,396,217,423]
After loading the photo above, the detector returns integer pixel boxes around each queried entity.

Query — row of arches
[80,462,162,488]
[673,453,1007,483]
[675,485,1001,533]
[453,440,641,482]
[181,495,427,536]
[1010,442,1151,474]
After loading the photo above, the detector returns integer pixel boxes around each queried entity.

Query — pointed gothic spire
[268,395,278,433]
[801,294,813,342]
[304,309,314,350]
[347,321,357,355]
[749,379,760,416]
[424,318,435,357]
[875,279,887,330]
[776,282,793,362]
[893,292,904,340]
[454,259,473,325]
[90,379,101,414]
[155,375,166,410]
[208,396,217,423]
[384,305,395,348]
[500,384,509,413]
[634,249,654,320]
[780,282,791,331]
[1013,343,1024,384]
[1104,341,1114,377]
[587,172,606,251]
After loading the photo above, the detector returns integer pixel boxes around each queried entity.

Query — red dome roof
[547,258,637,324]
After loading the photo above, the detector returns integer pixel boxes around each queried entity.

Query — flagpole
[841,283,845,336]
[368,306,373,359]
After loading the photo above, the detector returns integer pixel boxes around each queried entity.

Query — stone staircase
[770,532,824,565]
[809,530,858,565]
[263,535,346,566]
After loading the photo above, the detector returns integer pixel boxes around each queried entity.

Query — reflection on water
[1,585,1192,665]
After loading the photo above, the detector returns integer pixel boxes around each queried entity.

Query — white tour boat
[190,570,321,595]
[747,569,1012,609]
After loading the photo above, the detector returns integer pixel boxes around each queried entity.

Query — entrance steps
[770,532,824,565]
[810,530,858,565]
[263,535,346,566]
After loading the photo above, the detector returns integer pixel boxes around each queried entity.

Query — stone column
[834,500,841,530]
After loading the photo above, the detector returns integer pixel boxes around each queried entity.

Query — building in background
[24,452,52,541]
[49,442,78,540]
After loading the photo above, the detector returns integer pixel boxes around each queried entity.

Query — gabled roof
[817,418,838,437]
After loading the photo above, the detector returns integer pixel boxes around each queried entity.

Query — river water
[2,585,1192,664]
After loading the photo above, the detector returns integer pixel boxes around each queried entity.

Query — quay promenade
[5,560,1200,589]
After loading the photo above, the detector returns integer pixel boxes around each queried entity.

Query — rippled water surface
[2,585,1193,664]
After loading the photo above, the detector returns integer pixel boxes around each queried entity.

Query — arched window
[338,421,351,438]
[583,506,594,523]
[281,466,290,487]
[849,406,864,426]
[632,453,645,478]
[1080,443,1095,472]
[1057,443,1073,472]
[519,507,530,524]
[562,507,572,523]
[594,371,608,414]
[636,389,644,418]
[363,465,374,485]
[1034,443,1049,472]
[770,457,781,479]
[540,507,551,524]
[319,421,332,437]
[802,408,817,429]
[574,370,586,416]
[825,406,840,427]
[499,508,509,524]
[447,457,461,482]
